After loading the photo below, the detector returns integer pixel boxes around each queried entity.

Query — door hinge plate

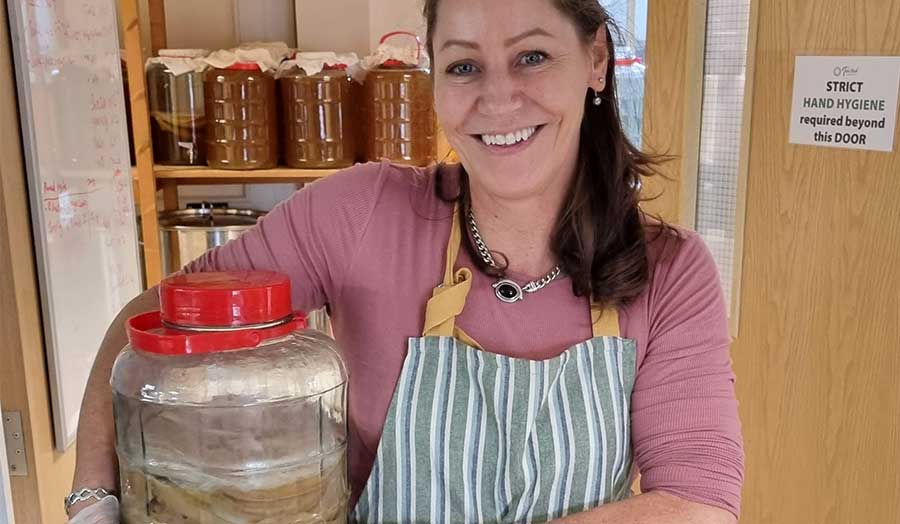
[3,411,28,477]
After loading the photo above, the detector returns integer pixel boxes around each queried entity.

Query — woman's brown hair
[425,0,669,308]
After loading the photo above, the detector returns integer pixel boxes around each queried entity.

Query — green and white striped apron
[351,209,637,524]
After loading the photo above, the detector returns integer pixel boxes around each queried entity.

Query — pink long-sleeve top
[184,161,744,517]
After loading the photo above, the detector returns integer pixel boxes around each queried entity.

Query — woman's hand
[70,288,161,518]
[551,491,738,524]
[67,496,118,524]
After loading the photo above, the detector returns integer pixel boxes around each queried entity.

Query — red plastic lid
[380,59,413,69]
[127,311,307,355]
[160,271,292,328]
[226,62,262,71]
[323,63,349,71]
[129,271,307,355]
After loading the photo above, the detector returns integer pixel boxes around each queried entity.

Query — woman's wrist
[65,487,117,517]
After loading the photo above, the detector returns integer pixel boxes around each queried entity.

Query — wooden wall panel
[734,1,900,522]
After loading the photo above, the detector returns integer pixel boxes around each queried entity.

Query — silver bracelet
[64,487,115,515]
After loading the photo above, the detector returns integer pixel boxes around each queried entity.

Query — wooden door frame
[640,0,708,226]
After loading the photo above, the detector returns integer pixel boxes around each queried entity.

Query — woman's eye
[520,51,547,66]
[448,62,478,75]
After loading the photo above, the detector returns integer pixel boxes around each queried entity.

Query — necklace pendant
[493,279,523,303]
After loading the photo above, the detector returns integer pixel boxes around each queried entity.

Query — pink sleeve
[631,231,745,518]
[182,162,386,312]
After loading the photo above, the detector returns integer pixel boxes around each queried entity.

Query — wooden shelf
[151,165,339,185]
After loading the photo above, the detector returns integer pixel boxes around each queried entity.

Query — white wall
[295,0,425,55]
[164,0,296,49]
[295,0,370,55]
[367,0,426,53]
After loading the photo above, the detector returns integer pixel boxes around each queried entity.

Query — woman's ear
[588,30,610,93]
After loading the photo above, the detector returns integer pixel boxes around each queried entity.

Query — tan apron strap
[442,205,464,287]
[423,207,473,337]
[591,304,621,338]
[423,268,472,337]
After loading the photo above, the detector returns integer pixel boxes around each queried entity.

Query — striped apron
[350,209,637,524]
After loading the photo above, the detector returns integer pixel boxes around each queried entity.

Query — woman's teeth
[480,126,537,147]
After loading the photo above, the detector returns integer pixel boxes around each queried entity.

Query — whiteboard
[7,0,142,451]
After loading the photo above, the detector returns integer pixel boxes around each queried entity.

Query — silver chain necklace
[466,207,562,303]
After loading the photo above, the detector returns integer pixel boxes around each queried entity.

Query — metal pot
[158,208,264,275]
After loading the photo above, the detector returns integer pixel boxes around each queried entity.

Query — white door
[0,400,15,524]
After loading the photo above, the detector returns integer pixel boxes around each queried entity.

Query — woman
[69,0,743,522]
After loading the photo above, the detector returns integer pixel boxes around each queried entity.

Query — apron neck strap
[424,204,621,339]
[422,205,471,337]
[591,304,620,338]
[442,204,464,288]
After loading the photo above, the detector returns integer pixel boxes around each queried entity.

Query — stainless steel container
[158,208,263,276]
[158,207,332,333]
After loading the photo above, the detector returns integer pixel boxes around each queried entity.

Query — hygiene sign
[789,56,900,152]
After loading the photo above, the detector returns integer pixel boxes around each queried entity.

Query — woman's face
[432,0,607,202]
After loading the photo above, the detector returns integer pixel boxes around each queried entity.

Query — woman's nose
[477,72,524,117]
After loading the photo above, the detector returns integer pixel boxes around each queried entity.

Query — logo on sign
[833,65,859,77]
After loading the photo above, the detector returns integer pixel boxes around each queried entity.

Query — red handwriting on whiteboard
[28,54,74,70]
[43,181,68,193]
[42,181,100,217]
[28,15,112,43]
[92,115,123,129]
[90,93,119,111]
[43,188,100,203]
[95,155,124,169]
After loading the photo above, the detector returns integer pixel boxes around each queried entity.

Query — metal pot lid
[159,208,264,229]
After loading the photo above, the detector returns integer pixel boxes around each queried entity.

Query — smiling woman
[70,1,743,524]
[427,0,659,306]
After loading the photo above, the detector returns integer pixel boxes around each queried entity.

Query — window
[695,0,754,329]
[602,0,648,147]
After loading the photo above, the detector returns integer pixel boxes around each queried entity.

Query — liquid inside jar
[204,65,279,170]
[116,397,348,524]
[146,60,207,165]
[363,67,436,166]
[280,69,360,168]
[118,455,348,524]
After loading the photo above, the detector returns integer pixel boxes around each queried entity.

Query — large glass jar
[204,63,279,169]
[112,271,349,524]
[362,32,436,166]
[279,64,361,169]
[146,49,208,165]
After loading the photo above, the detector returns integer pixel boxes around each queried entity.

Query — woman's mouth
[475,125,544,153]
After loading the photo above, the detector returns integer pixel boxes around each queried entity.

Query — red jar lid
[160,271,292,328]
[128,271,307,355]
[227,62,262,71]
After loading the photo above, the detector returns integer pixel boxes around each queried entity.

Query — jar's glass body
[113,329,348,524]
[280,69,360,168]
[204,67,279,169]
[147,62,206,165]
[362,67,435,166]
